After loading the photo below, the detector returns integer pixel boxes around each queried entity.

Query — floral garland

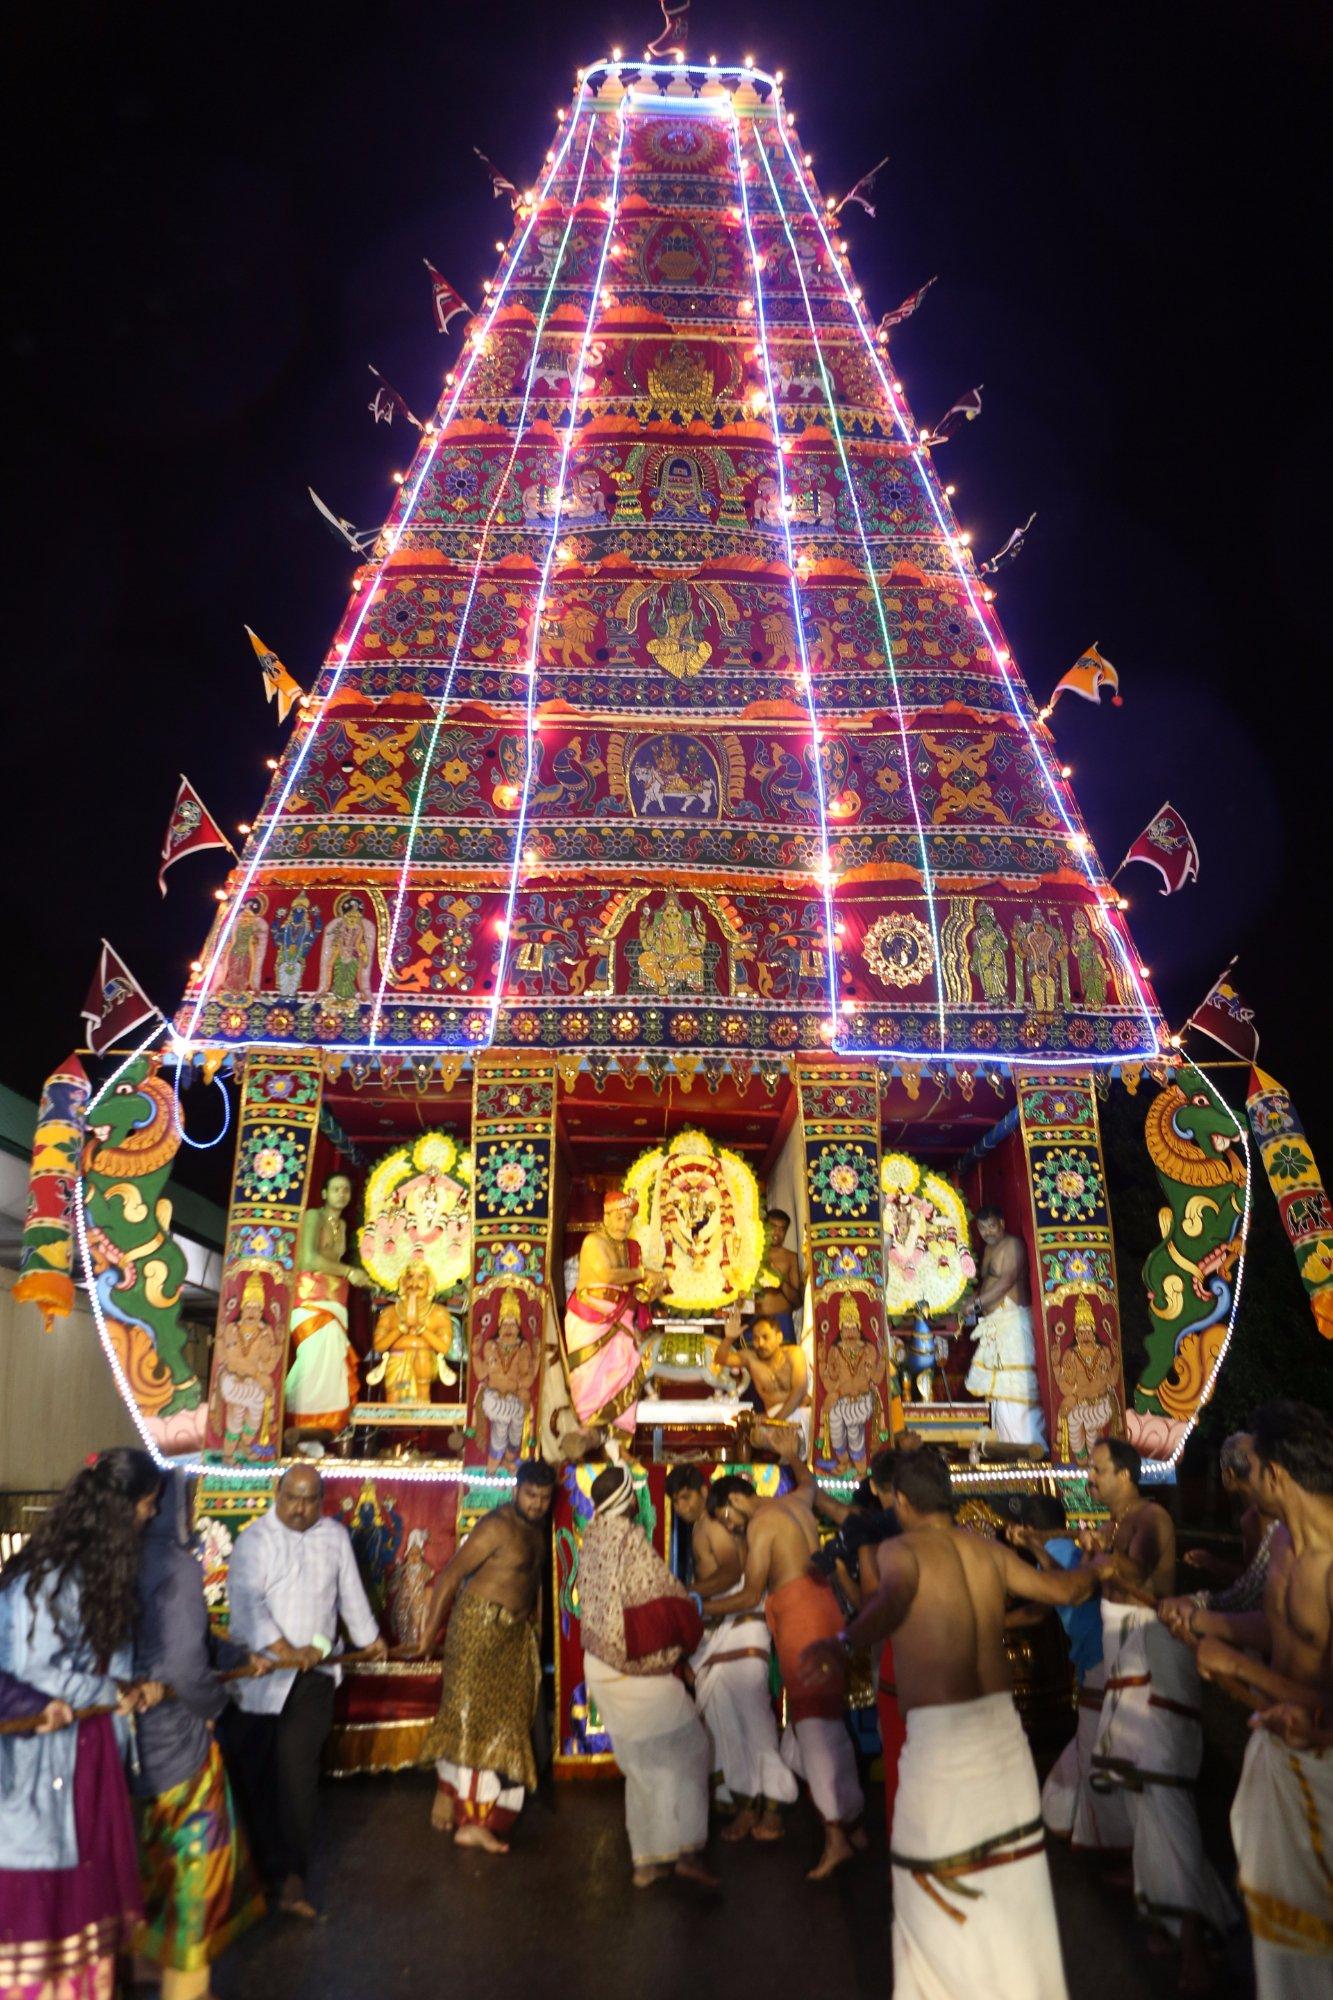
[880,1150,976,1319]
[625,1128,764,1312]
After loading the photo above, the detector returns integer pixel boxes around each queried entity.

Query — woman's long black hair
[1,1447,163,1668]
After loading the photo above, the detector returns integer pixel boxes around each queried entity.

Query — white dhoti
[583,1651,711,1867]
[965,1300,1046,1447]
[1041,1662,1133,1852]
[779,1721,866,1827]
[1230,1726,1333,1995]
[1093,1601,1236,1939]
[827,1389,877,1464]
[690,1615,796,1809]
[285,1272,357,1428]
[891,1691,1068,2000]
[481,1386,525,1458]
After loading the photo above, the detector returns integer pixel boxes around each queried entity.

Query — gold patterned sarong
[420,1590,540,1792]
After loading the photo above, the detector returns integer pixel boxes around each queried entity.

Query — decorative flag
[422,260,471,333]
[367,366,423,430]
[1187,959,1259,1063]
[645,0,690,59]
[82,941,160,1056]
[920,385,982,447]
[473,148,520,207]
[1116,801,1200,894]
[12,1052,89,1331]
[1042,643,1122,716]
[245,625,305,723]
[831,155,890,220]
[307,488,380,557]
[158,776,235,895]
[979,511,1036,576]
[1247,1068,1333,1340]
[875,276,937,339]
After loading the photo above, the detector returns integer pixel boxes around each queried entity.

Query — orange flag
[245,626,304,724]
[1041,644,1122,718]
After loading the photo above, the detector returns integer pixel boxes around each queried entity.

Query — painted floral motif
[238,1125,306,1201]
[1032,1148,1104,1224]
[809,1142,879,1219]
[477,1141,549,1216]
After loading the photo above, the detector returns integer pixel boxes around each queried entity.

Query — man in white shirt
[221,1463,385,1917]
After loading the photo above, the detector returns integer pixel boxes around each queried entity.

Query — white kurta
[965,1299,1046,1447]
[1093,1601,1235,1938]
[1040,1661,1134,1852]
[691,1614,797,1808]
[1230,1725,1333,1996]
[583,1651,711,1867]
[891,1691,1068,2000]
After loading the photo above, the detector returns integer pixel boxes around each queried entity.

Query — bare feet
[430,1789,455,1833]
[674,1853,721,1889]
[721,1806,758,1843]
[277,1876,321,1921]
[633,1863,672,1889]
[752,1806,784,1842]
[849,1822,869,1852]
[807,1824,855,1881]
[454,1823,509,1855]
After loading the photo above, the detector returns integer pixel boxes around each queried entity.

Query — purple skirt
[0,1714,143,1996]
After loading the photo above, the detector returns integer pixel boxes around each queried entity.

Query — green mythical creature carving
[1135,1082,1245,1422]
[83,1054,205,1443]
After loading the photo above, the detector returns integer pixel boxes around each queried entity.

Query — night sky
[8,1,1328,1194]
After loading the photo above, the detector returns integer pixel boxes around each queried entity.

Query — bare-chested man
[706,1447,865,1878]
[472,1289,539,1470]
[666,1465,797,1842]
[1081,1437,1234,1992]
[802,1444,1100,1997]
[1178,1404,1333,1998]
[964,1204,1046,1448]
[406,1459,556,1853]
[820,1294,883,1474]
[713,1309,811,1452]
[754,1208,802,1336]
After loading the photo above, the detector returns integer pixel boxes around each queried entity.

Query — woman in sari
[0,1447,164,1999]
[131,1472,267,2000]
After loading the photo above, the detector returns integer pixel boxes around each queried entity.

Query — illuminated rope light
[182,100,593,1050]
[172,1068,232,1151]
[370,97,601,1046]
[486,98,630,1042]
[746,119,947,1055]
[769,114,1161,1054]
[728,102,841,1038]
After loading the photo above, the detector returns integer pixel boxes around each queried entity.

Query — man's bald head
[276,1462,323,1533]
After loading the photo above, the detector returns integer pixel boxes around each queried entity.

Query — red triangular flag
[81,942,160,1056]
[423,260,471,334]
[1117,800,1200,895]
[159,776,235,896]
[1187,958,1259,1062]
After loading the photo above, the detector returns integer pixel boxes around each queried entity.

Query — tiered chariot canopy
[178,60,1165,1073]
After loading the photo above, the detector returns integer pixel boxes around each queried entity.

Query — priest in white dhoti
[578,1466,718,1889]
[964,1205,1046,1448]
[285,1172,369,1439]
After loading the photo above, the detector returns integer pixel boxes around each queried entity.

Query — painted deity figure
[272,888,322,998]
[563,1192,667,1462]
[319,894,377,1005]
[285,1172,369,1441]
[820,1293,882,1474]
[972,901,1009,1004]
[219,895,269,995]
[964,1204,1047,1449]
[1070,908,1114,1010]
[388,1528,436,1654]
[1013,909,1068,1016]
[210,1272,285,1459]
[472,1289,539,1471]
[368,1257,458,1404]
[1051,1295,1118,1460]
